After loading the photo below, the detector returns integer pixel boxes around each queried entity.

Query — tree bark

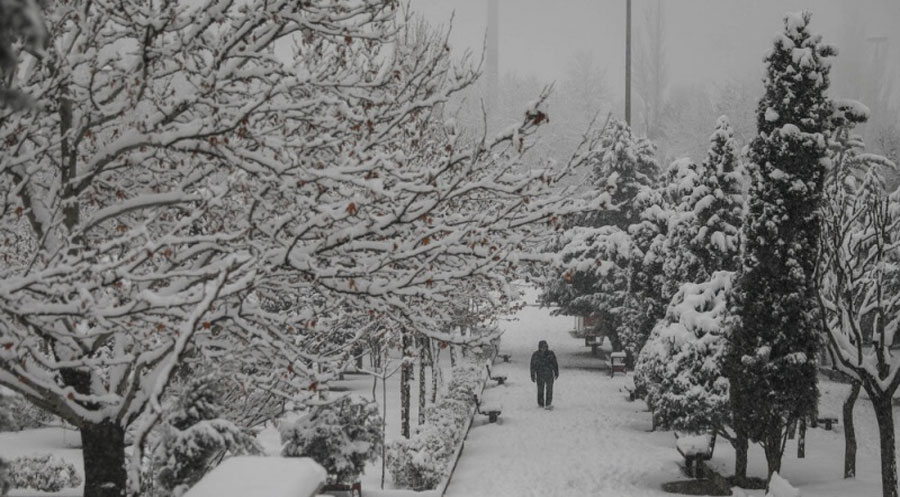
[400,330,413,439]
[843,382,860,478]
[430,339,439,404]
[418,337,427,425]
[797,417,806,459]
[449,342,457,367]
[872,394,899,497]
[81,421,127,497]
[734,429,748,482]
[764,429,783,482]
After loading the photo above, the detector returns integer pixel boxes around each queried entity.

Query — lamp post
[625,0,632,126]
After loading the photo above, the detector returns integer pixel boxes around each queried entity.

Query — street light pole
[625,0,632,126]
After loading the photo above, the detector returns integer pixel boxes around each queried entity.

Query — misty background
[409,0,900,178]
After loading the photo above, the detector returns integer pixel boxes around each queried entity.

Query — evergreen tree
[725,11,834,480]
[152,373,260,497]
[619,186,672,357]
[586,118,659,228]
[543,119,659,354]
[638,117,750,480]
[662,117,746,299]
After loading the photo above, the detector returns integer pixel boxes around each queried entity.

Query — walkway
[445,288,683,497]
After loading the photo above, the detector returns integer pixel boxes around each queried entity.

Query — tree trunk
[734,430,748,482]
[400,330,413,438]
[764,429,783,482]
[418,338,427,425]
[797,417,806,459]
[872,394,899,497]
[449,342,457,367]
[81,420,127,497]
[430,339,439,404]
[843,382,860,478]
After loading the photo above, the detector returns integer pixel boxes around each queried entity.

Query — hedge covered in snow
[0,454,82,494]
[386,361,486,490]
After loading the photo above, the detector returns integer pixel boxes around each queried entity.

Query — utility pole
[486,0,499,129]
[625,0,632,126]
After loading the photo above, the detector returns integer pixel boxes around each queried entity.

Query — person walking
[530,340,559,409]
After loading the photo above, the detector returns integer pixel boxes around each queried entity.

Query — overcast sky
[409,0,900,104]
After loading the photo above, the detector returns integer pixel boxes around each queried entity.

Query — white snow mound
[766,472,800,497]
[183,456,327,497]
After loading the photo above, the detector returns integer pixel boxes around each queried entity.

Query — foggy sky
[410,0,900,105]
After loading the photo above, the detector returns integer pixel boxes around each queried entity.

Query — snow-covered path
[445,290,683,497]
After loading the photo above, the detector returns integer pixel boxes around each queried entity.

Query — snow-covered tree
[542,119,659,355]
[726,11,835,479]
[0,4,601,497]
[639,272,733,432]
[281,394,382,487]
[0,0,46,110]
[817,123,900,497]
[585,119,659,229]
[662,117,746,299]
[618,186,671,356]
[150,372,260,497]
[0,454,81,494]
[637,118,749,479]
[635,271,753,479]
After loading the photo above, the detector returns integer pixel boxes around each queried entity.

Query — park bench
[609,351,627,377]
[674,432,717,479]
[321,482,362,497]
[486,364,507,386]
[585,335,604,355]
[813,416,839,431]
[474,394,502,423]
[498,353,511,363]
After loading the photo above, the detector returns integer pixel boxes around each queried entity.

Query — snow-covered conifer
[586,119,659,229]
[662,117,746,299]
[638,271,734,433]
[726,11,835,479]
[281,395,382,487]
[152,373,260,497]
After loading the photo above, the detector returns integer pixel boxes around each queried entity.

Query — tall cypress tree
[726,11,834,480]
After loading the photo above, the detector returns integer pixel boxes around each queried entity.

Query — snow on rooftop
[183,456,327,497]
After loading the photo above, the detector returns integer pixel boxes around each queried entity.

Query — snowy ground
[1,285,898,497]
[445,285,891,497]
[0,428,83,497]
[444,287,682,497]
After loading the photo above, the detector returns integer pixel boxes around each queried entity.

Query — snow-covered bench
[474,395,502,423]
[674,432,716,478]
[609,351,627,377]
[322,481,362,497]
[813,416,839,431]
[498,353,511,363]
[486,364,507,385]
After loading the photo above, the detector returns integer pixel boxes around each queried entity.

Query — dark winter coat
[530,349,559,381]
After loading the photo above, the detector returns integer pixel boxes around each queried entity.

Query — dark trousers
[536,375,554,406]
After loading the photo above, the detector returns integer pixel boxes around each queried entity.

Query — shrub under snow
[635,271,734,432]
[387,361,485,490]
[280,395,382,485]
[0,454,81,493]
